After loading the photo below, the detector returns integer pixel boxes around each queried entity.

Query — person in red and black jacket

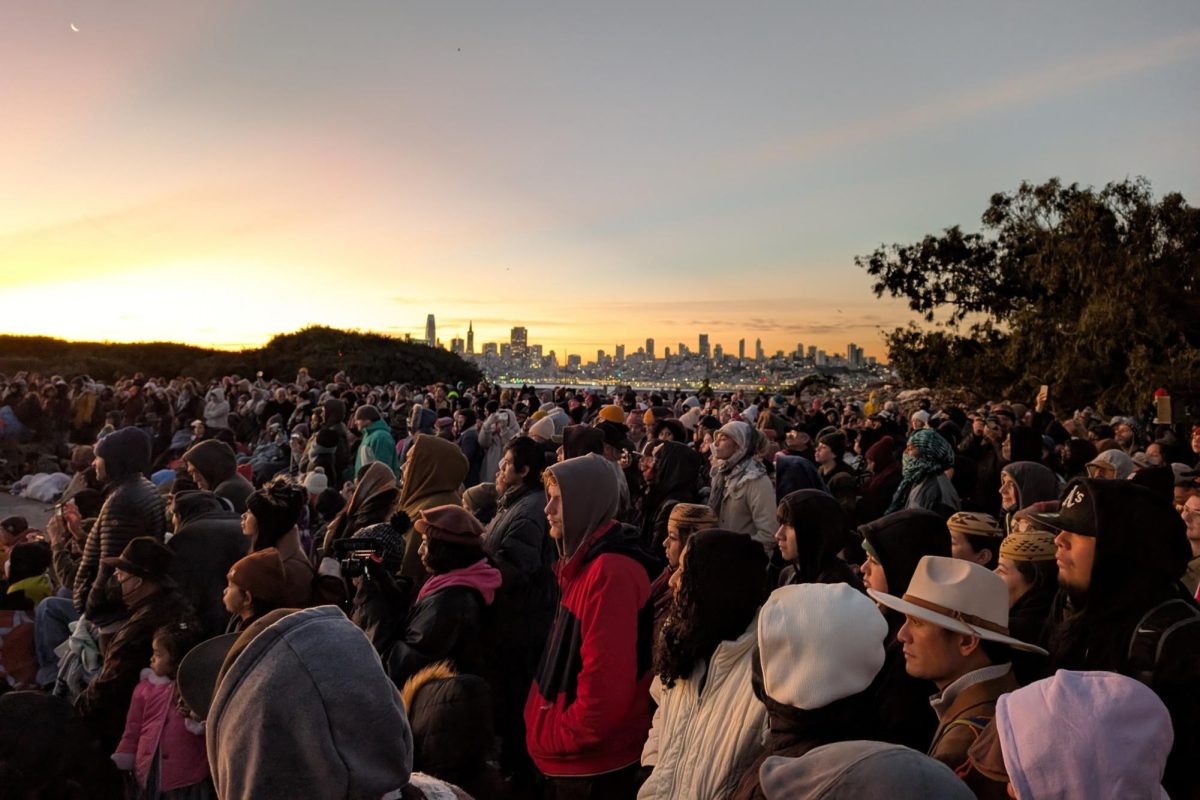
[525,452,662,799]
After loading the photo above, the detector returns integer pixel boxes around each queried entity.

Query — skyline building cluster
[424,314,882,388]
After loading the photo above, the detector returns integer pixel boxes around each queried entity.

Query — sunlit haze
[3,2,1199,361]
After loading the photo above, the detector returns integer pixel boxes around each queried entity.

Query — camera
[333,535,392,579]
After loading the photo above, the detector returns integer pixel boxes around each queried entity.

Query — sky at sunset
[3,2,1199,361]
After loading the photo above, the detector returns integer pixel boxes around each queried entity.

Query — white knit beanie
[758,583,888,710]
[911,410,931,426]
[303,468,329,496]
[528,415,556,441]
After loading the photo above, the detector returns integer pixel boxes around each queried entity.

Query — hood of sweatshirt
[207,606,413,800]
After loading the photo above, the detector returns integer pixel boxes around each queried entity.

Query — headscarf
[886,429,954,514]
[709,421,767,519]
[320,461,398,557]
[398,435,468,512]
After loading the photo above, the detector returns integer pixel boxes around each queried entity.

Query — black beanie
[246,481,306,547]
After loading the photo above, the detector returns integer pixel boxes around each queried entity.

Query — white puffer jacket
[638,616,767,800]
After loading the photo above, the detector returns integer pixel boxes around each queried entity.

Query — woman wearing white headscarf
[708,421,776,554]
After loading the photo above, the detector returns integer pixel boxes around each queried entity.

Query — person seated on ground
[870,556,1045,772]
[76,537,196,750]
[241,478,313,608]
[181,607,469,799]
[966,671,1173,800]
[639,529,769,800]
[384,505,500,690]
[1,515,33,569]
[758,740,973,800]
[2,539,53,609]
[774,489,862,590]
[946,511,1005,570]
[222,548,292,634]
[401,660,506,800]
[181,440,254,514]
[730,583,888,800]
[857,509,952,751]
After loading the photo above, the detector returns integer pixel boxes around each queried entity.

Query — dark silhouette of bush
[0,326,481,386]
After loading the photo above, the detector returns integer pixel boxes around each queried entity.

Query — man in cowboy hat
[869,555,1046,772]
[75,537,196,749]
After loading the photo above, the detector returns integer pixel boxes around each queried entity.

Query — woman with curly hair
[638,529,769,800]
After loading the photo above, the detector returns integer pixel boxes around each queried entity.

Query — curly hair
[654,529,769,688]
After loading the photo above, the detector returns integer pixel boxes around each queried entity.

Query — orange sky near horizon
[3,4,1198,363]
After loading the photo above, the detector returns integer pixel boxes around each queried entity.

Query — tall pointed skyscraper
[425,314,436,347]
[467,321,474,354]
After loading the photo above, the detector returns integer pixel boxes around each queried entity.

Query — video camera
[333,535,392,579]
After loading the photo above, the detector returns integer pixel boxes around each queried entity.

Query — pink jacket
[114,670,210,790]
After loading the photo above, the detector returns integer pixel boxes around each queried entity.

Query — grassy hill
[0,326,482,386]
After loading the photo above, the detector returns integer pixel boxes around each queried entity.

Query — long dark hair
[655,529,769,688]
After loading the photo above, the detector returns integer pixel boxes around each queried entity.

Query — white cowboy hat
[869,556,1048,654]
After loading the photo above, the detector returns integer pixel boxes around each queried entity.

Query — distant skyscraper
[467,321,474,354]
[738,339,746,361]
[713,344,724,362]
[807,345,817,361]
[795,342,804,358]
[646,338,655,359]
[678,342,687,357]
[616,344,625,364]
[755,338,764,362]
[425,314,436,347]
[531,344,543,362]
[597,349,605,364]
[450,337,465,355]
[510,326,528,358]
[500,343,513,359]
[699,334,710,359]
[483,342,498,357]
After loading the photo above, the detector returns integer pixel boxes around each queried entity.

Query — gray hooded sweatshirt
[207,606,414,799]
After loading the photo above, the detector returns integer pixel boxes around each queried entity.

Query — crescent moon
[70,23,79,32]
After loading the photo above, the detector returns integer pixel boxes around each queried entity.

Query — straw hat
[869,556,1047,654]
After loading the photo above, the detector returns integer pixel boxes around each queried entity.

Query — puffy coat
[114,670,209,791]
[385,578,495,690]
[638,618,766,800]
[74,429,166,622]
[714,473,777,555]
[401,662,506,800]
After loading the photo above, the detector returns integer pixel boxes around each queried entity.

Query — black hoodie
[1046,478,1199,799]
[778,489,863,591]
[857,508,951,753]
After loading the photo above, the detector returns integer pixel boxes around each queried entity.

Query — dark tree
[856,178,1200,414]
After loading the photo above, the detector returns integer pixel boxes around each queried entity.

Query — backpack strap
[1127,598,1200,688]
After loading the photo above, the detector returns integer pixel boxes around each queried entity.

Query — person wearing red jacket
[525,452,661,799]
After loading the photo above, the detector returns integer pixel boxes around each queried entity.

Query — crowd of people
[1,367,1198,799]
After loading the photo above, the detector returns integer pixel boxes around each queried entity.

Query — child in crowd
[113,622,213,799]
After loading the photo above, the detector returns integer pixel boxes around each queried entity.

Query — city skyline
[437,315,872,367]
[3,4,1198,355]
